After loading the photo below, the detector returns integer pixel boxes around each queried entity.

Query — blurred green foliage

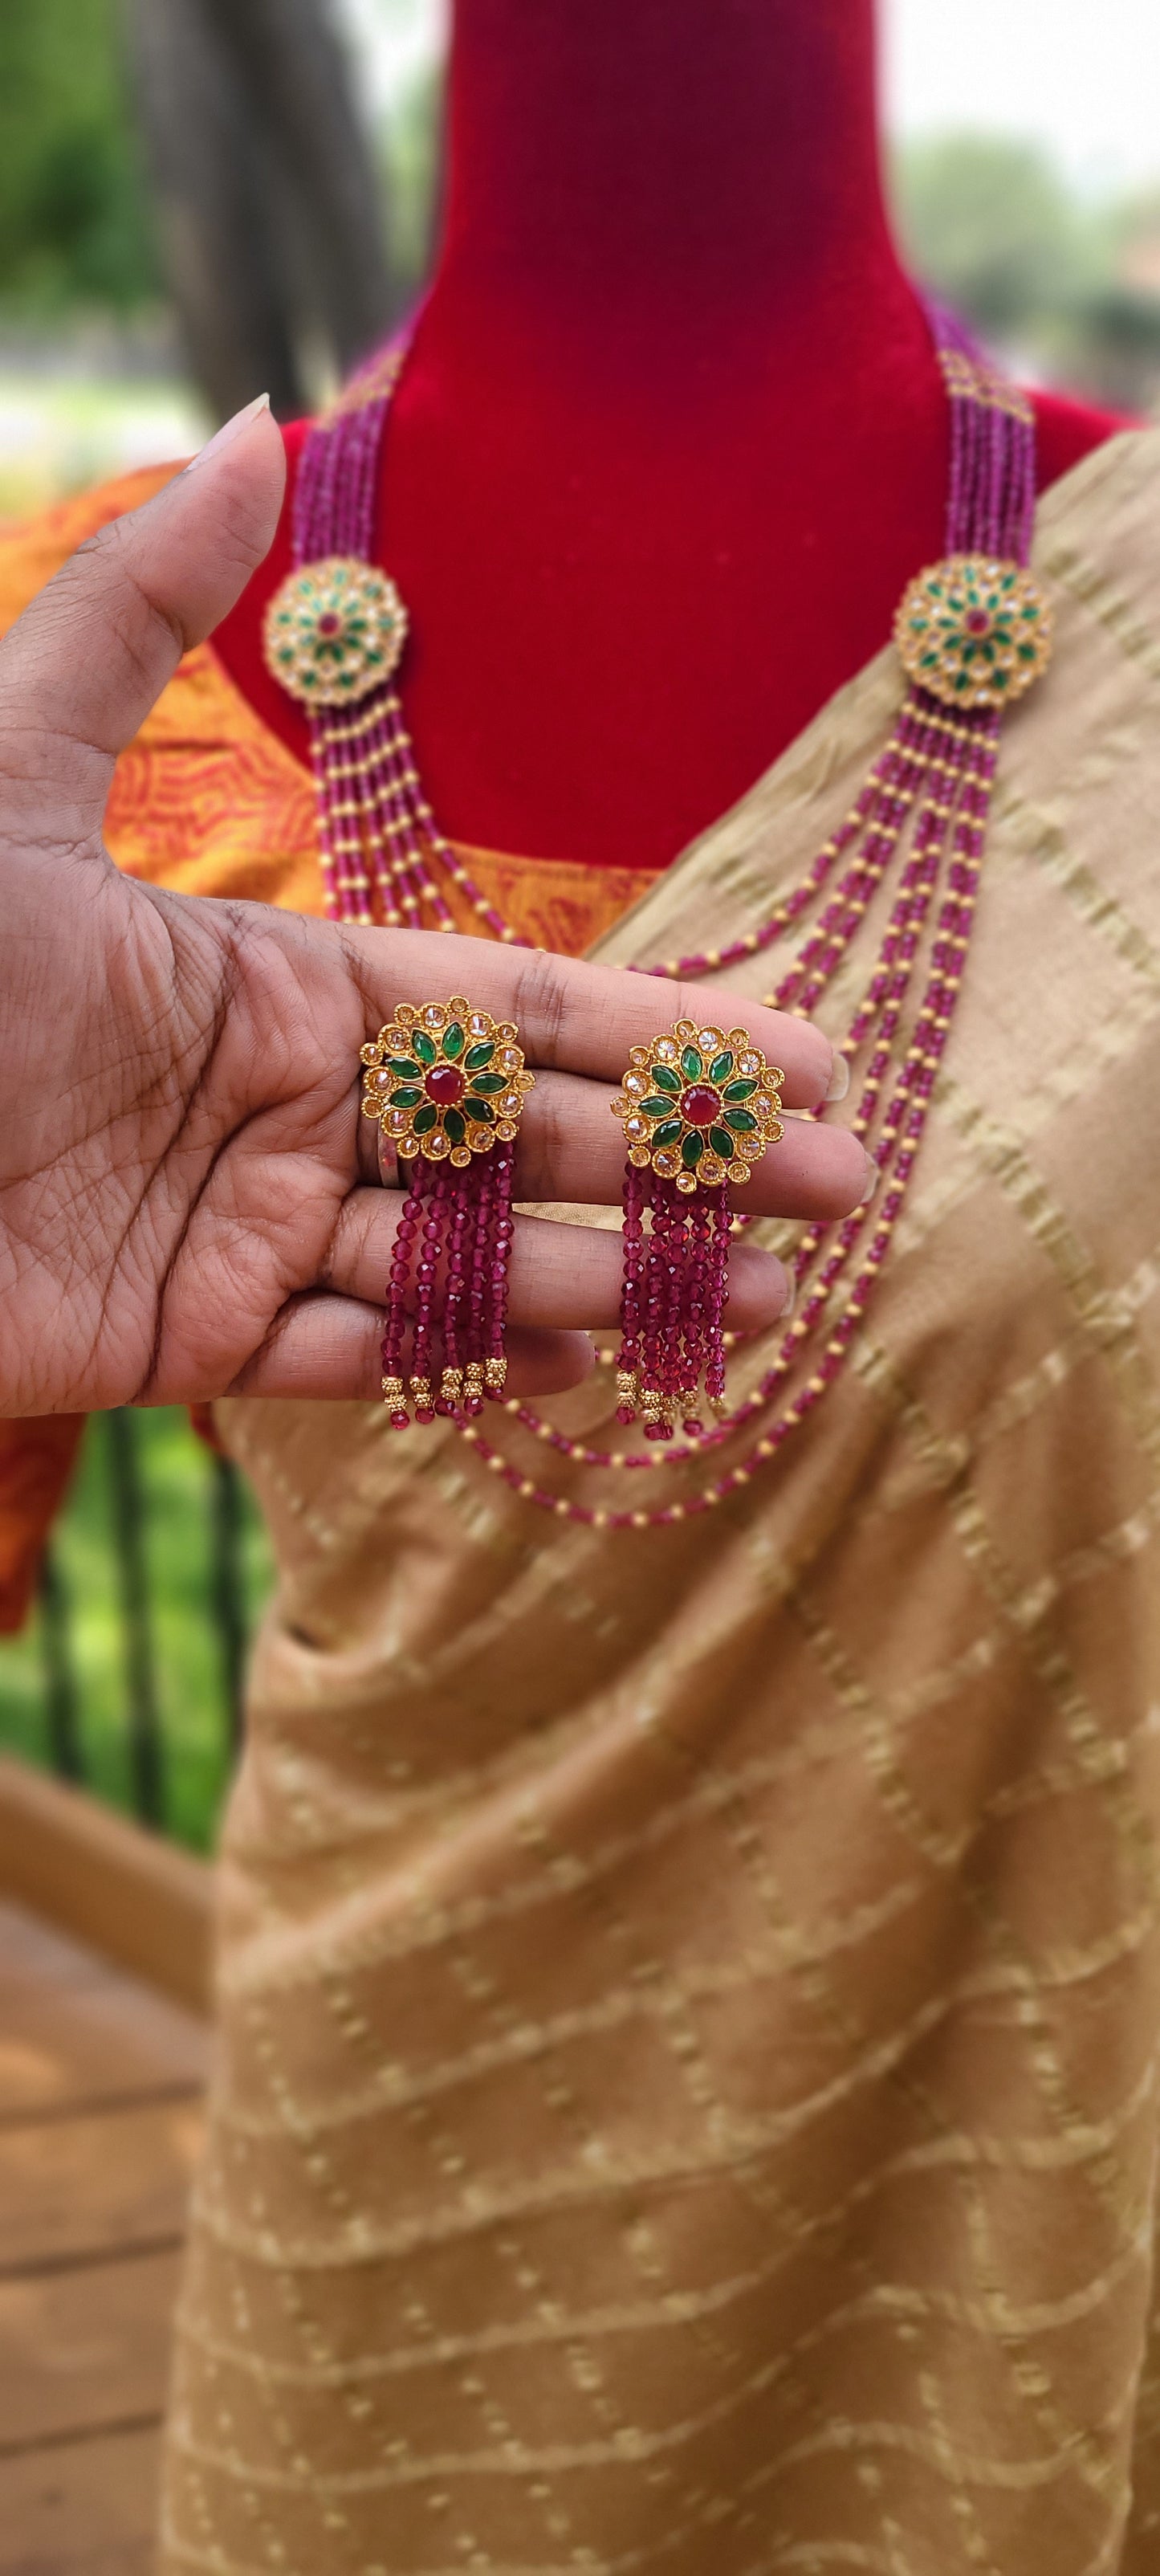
[893,133,1160,410]
[380,60,442,295]
[0,0,441,322]
[0,1410,272,1853]
[895,135,1093,338]
[0,0,158,310]
[0,6,1145,409]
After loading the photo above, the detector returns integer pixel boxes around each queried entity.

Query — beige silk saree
[7,426,1160,2571]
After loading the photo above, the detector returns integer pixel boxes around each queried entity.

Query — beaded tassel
[282,347,526,941]
[379,1144,515,1425]
[615,1176,731,1441]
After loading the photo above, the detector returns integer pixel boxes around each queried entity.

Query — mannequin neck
[428,0,911,365]
[213,0,1119,869]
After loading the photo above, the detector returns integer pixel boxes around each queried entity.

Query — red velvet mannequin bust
[214,0,1121,873]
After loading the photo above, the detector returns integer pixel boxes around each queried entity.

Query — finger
[226,1306,596,1405]
[508,1071,870,1217]
[344,931,840,1111]
[0,395,285,838]
[323,1196,792,1332]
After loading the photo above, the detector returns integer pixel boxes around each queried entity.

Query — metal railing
[3,1408,268,1849]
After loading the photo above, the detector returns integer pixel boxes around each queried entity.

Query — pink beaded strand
[305,310,1039,1523]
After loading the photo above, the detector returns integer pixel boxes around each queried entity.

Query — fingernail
[860,1159,879,1204]
[780,1269,796,1319]
[185,392,271,471]
[824,1051,850,1103]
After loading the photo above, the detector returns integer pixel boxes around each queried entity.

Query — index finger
[344,929,840,1112]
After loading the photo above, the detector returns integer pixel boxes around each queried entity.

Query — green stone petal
[387,1058,421,1080]
[649,1063,681,1094]
[413,1103,438,1134]
[442,1022,466,1060]
[463,1096,495,1123]
[723,1108,758,1134]
[651,1119,682,1150]
[412,1031,437,1065]
[468,1071,507,1094]
[709,1126,738,1160]
[708,1052,735,1084]
[680,1047,703,1082]
[444,1109,466,1145]
[681,1131,705,1168]
[640,1095,678,1120]
[389,1087,423,1109]
[464,1041,495,1073]
[722,1078,758,1103]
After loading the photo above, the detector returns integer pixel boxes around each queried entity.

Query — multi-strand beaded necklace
[263,308,1054,1530]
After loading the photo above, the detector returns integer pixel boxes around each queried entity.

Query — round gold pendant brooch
[263,556,408,708]
[895,553,1053,711]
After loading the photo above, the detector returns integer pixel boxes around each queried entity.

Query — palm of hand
[4,855,365,1411]
[0,401,862,1422]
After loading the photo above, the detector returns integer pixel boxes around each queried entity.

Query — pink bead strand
[304,308,1035,1520]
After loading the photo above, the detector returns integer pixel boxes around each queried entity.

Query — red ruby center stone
[316,611,342,638]
[963,608,991,637]
[680,1084,722,1127]
[426,1063,466,1106]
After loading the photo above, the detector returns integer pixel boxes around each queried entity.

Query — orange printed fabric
[0,461,326,917]
[0,465,650,1624]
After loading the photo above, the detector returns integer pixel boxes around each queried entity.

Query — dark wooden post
[105,1409,165,1828]
[208,1452,249,1756]
[36,1547,83,1783]
[128,0,395,420]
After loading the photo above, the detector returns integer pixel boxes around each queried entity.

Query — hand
[0,399,870,1418]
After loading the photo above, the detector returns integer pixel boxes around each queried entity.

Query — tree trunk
[128,0,394,422]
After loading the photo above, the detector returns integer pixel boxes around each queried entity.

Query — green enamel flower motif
[612,1021,785,1194]
[360,998,534,1166]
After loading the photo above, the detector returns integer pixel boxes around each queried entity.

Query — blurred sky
[886,0,1160,190]
[343,0,1160,194]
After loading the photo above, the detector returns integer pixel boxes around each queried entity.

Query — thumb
[0,393,286,838]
